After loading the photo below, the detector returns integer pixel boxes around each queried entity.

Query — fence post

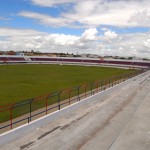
[116,76,117,84]
[68,90,71,105]
[10,107,13,130]
[78,87,80,101]
[106,79,108,88]
[45,96,48,115]
[101,80,103,91]
[85,85,87,98]
[28,117,30,124]
[91,83,93,95]
[117,75,119,84]
[128,73,130,79]
[29,100,32,122]
[97,81,99,92]
[58,92,60,110]
[111,77,115,87]
[103,80,106,90]
[119,75,121,83]
[118,75,120,83]
[109,78,111,88]
[118,75,120,84]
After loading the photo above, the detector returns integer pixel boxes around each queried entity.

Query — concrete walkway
[1,71,150,150]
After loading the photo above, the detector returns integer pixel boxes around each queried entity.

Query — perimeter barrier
[0,70,144,132]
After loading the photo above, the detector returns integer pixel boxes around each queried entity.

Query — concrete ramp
[1,71,150,150]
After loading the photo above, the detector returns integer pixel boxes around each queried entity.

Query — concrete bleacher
[1,70,150,149]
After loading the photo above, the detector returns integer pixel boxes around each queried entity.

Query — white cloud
[26,0,150,27]
[104,29,118,40]
[30,0,77,7]
[144,39,150,48]
[0,27,150,58]
[0,28,45,37]
[19,11,74,27]
[101,28,108,31]
[81,28,98,41]
[129,10,150,26]
[0,16,11,20]
[0,27,80,52]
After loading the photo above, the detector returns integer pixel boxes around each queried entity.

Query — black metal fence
[0,70,144,133]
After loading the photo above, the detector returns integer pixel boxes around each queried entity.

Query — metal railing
[0,70,144,133]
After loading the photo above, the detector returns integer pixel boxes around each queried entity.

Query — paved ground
[1,71,150,150]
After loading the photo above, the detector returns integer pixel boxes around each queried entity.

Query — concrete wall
[0,71,148,147]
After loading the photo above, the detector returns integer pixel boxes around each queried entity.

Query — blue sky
[0,0,150,58]
[0,0,149,35]
[0,0,84,35]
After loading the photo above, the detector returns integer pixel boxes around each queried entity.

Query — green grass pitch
[0,64,134,106]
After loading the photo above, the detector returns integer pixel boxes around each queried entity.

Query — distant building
[81,54,99,58]
[16,52,24,56]
[7,51,16,55]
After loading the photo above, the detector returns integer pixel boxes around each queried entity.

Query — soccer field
[0,64,134,106]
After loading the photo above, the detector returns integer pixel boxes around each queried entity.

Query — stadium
[0,55,150,122]
[1,0,150,149]
[0,54,150,149]
[0,55,150,68]
[1,55,148,123]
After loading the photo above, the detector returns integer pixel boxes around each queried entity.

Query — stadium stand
[0,57,9,61]
[0,55,150,68]
[8,57,26,61]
